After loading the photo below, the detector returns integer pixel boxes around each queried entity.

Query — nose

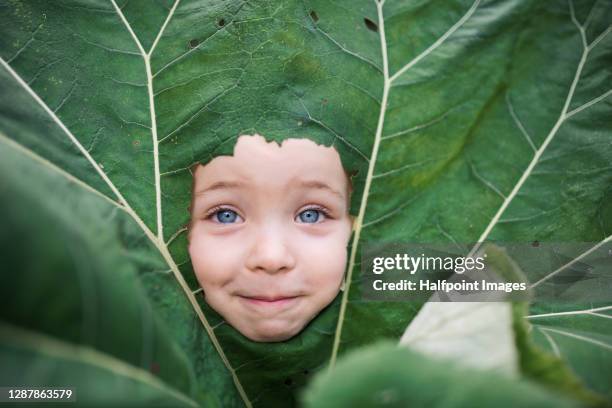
[245,224,296,274]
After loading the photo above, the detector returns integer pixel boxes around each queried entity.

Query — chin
[244,320,303,342]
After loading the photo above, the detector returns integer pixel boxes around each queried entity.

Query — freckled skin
[188,135,353,342]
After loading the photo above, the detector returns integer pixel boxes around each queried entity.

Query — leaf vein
[468,5,590,257]
[389,0,481,83]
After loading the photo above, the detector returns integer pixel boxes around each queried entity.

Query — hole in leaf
[284,378,293,386]
[309,10,319,23]
[188,39,199,49]
[218,18,226,27]
[364,17,378,32]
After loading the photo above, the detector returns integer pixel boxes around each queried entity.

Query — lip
[237,294,302,309]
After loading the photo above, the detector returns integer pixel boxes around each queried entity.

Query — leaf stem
[329,0,390,369]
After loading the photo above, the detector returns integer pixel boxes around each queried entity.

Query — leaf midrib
[330,0,482,368]
[90,1,255,405]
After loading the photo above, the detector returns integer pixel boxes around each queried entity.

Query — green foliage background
[0,0,610,406]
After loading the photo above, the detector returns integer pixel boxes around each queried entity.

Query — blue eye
[215,209,239,223]
[297,209,322,223]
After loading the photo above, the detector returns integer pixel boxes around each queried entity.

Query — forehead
[193,135,348,193]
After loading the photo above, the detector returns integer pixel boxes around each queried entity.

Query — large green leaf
[0,134,235,406]
[303,342,580,408]
[1,0,610,406]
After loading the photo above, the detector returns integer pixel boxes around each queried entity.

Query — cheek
[295,229,350,285]
[188,228,240,286]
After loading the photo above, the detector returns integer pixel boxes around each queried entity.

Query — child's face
[188,135,353,342]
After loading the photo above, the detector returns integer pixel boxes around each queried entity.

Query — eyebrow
[297,179,345,200]
[195,180,246,196]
